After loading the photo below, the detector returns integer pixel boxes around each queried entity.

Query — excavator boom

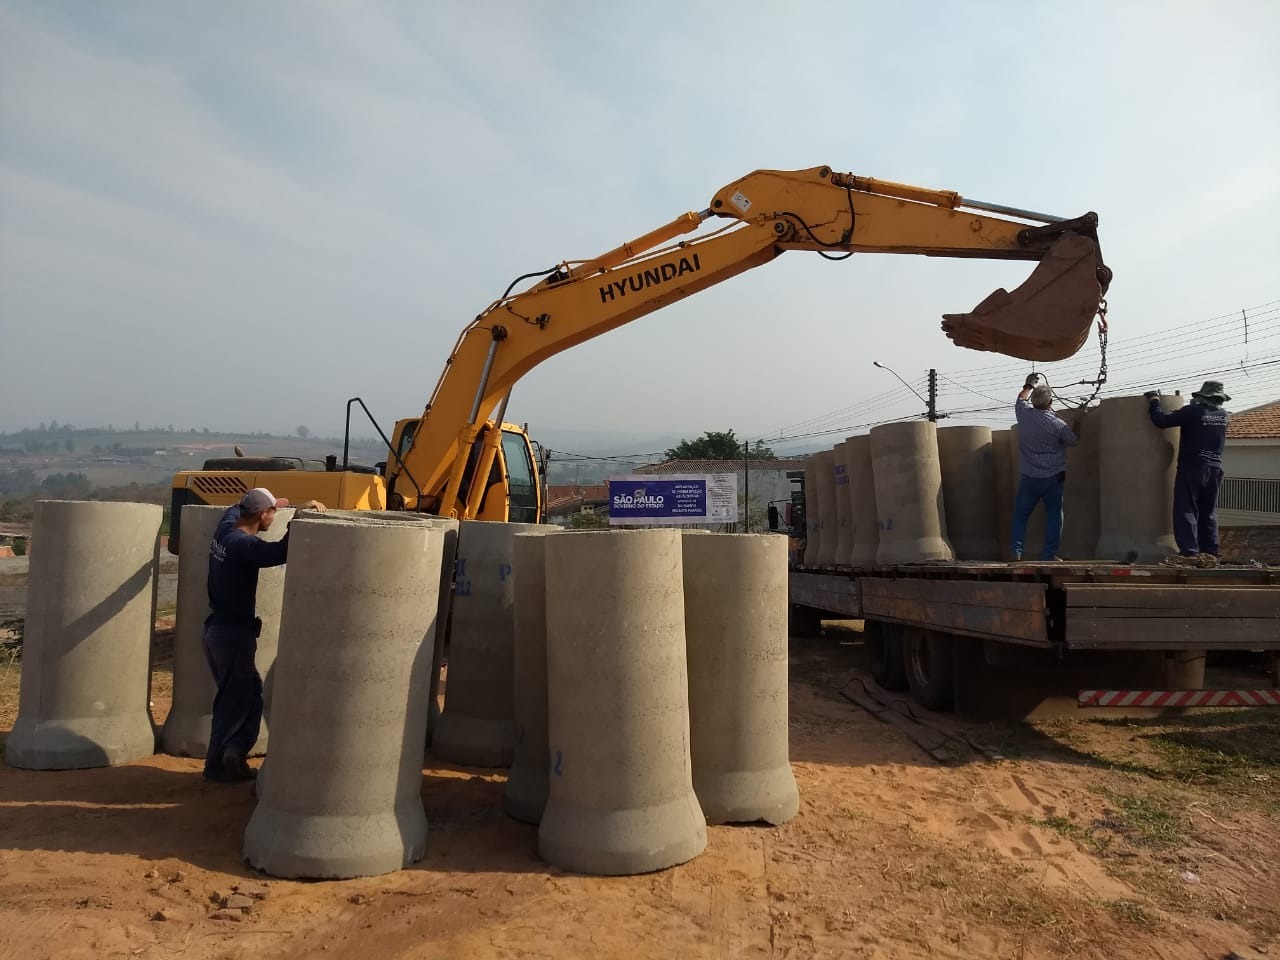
[387,165,1110,514]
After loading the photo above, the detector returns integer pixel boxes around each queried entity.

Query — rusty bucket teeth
[940,232,1103,362]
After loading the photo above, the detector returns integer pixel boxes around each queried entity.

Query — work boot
[1195,554,1220,569]
[205,753,256,783]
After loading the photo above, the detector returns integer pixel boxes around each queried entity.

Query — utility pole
[743,439,750,533]
[927,368,938,422]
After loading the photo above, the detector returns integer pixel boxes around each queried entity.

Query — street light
[872,361,938,421]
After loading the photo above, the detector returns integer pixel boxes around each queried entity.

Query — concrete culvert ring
[903,626,955,711]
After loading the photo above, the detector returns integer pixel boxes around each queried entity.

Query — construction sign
[607,474,737,526]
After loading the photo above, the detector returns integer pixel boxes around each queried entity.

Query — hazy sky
[2,1,1278,456]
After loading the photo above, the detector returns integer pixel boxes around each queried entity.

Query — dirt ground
[1,623,1279,960]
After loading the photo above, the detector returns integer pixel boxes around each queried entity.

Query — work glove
[1143,390,1160,403]
[1024,372,1041,390]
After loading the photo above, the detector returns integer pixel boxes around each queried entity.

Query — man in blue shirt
[1145,381,1230,564]
[1012,375,1079,561]
[203,487,325,782]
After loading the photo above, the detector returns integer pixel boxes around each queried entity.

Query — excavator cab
[387,417,542,523]
[452,424,540,523]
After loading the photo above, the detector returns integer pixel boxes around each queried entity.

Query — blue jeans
[1012,473,1065,561]
[202,621,263,774]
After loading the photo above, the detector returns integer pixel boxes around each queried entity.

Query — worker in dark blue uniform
[203,487,325,782]
[1145,381,1230,565]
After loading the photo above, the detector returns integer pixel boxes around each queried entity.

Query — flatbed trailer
[789,560,1280,715]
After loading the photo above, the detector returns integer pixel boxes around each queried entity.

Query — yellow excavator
[169,165,1110,551]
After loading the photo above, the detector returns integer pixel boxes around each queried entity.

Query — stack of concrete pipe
[794,393,1183,567]
[7,501,163,770]
[524,527,796,876]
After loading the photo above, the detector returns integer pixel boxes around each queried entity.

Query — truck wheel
[903,627,955,711]
[789,605,823,638]
[866,621,907,691]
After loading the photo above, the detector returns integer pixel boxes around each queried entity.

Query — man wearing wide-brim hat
[1144,380,1231,564]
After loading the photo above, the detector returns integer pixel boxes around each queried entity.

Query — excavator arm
[390,165,1110,515]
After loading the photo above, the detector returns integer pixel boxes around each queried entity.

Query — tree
[568,509,610,530]
[296,425,311,440]
[665,430,776,461]
[63,437,75,453]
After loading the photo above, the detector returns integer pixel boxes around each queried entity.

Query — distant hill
[0,425,386,487]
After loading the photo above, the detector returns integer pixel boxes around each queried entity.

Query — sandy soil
[1,627,1278,960]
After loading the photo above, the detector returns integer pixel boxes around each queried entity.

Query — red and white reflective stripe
[1078,689,1280,708]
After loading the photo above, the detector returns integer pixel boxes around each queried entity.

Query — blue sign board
[607,474,737,526]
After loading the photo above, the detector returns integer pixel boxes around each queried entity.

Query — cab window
[501,431,539,523]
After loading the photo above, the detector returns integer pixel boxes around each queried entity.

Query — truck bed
[791,561,1280,651]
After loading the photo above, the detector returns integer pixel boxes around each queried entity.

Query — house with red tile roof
[1221,400,1280,526]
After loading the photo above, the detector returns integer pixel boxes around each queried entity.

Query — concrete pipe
[1059,407,1101,561]
[682,533,798,825]
[432,520,546,767]
[7,501,162,770]
[504,532,556,824]
[1009,425,1046,560]
[539,529,706,875]
[870,422,954,565]
[1096,394,1183,562]
[846,434,879,568]
[247,506,293,755]
[243,516,446,879]
[294,508,458,746]
[990,429,1015,561]
[425,521,459,746]
[801,456,821,566]
[936,425,1001,561]
[831,441,854,566]
[812,450,839,567]
[158,505,226,757]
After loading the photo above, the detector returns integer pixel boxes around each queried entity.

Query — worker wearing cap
[1012,375,1078,561]
[1145,381,1230,564]
[202,487,326,782]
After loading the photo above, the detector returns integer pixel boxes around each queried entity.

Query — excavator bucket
[940,233,1104,362]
